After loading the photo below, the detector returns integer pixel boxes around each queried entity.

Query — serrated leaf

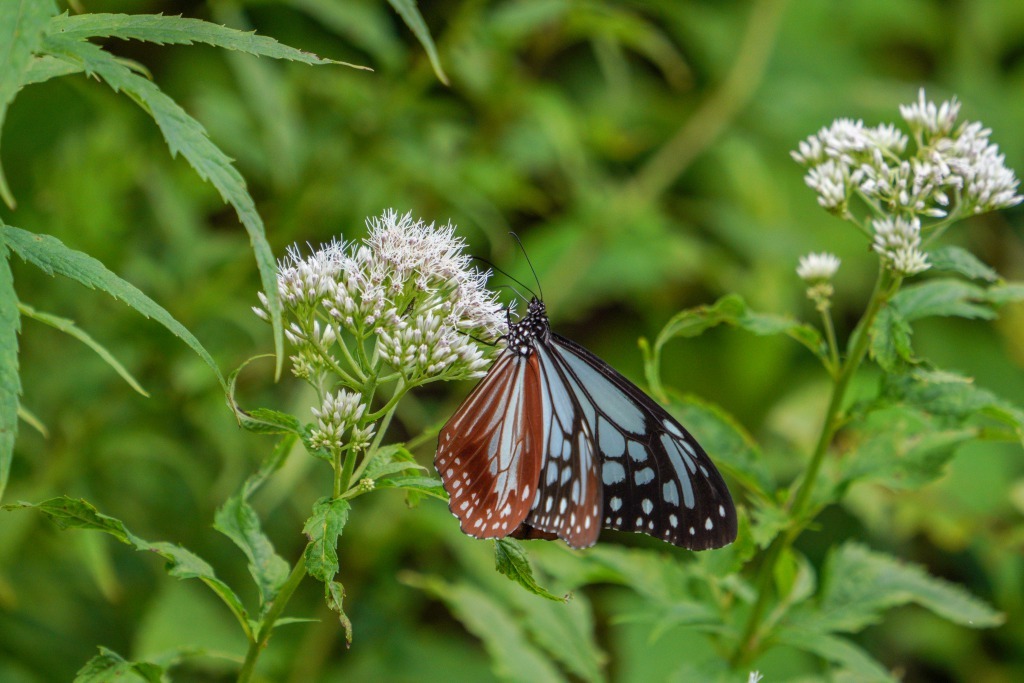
[493,539,566,603]
[3,496,251,637]
[881,369,1024,444]
[793,542,1003,634]
[74,646,165,683]
[405,574,563,683]
[3,225,226,391]
[48,12,367,69]
[928,246,999,282]
[20,302,148,396]
[40,35,284,374]
[841,406,976,490]
[0,0,57,207]
[891,279,995,322]
[0,245,21,501]
[869,305,914,371]
[325,580,354,645]
[386,0,448,84]
[214,495,290,610]
[302,497,351,582]
[774,629,895,681]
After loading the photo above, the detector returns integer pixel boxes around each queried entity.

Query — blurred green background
[2,0,1023,681]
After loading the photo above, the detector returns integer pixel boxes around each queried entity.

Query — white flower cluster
[793,90,1022,217]
[309,390,375,451]
[871,216,930,276]
[796,252,841,283]
[255,209,505,383]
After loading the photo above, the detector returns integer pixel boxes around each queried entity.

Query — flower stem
[730,266,894,667]
[237,552,309,683]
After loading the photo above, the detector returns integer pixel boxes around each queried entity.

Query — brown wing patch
[435,353,545,539]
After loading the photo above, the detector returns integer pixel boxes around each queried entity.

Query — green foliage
[74,646,166,683]
[4,497,252,637]
[3,224,222,387]
[302,497,351,582]
[493,538,566,603]
[2,1,1023,682]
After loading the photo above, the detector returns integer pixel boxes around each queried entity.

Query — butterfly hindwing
[547,333,737,550]
[436,352,546,540]
[516,341,602,548]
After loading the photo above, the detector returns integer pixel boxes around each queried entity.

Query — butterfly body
[436,298,736,550]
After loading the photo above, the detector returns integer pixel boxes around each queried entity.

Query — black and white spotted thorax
[504,298,551,357]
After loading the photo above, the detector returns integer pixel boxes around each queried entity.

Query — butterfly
[435,296,737,550]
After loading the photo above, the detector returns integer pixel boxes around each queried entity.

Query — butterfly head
[504,297,550,357]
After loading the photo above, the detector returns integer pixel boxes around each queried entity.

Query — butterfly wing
[546,333,737,550]
[436,352,546,540]
[514,341,602,548]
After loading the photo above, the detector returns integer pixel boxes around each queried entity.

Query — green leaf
[0,245,20,502]
[841,405,976,490]
[386,0,449,84]
[21,53,82,85]
[891,279,995,322]
[239,407,302,434]
[41,35,284,374]
[987,281,1024,306]
[404,574,563,683]
[0,0,57,208]
[74,646,165,683]
[19,302,148,396]
[869,305,914,372]
[362,443,426,480]
[493,539,566,603]
[646,294,825,399]
[882,369,1024,445]
[325,580,354,646]
[47,12,367,69]
[302,497,351,582]
[792,542,1003,634]
[3,225,226,392]
[928,246,999,282]
[774,629,895,682]
[214,495,290,610]
[3,497,251,637]
[374,475,449,501]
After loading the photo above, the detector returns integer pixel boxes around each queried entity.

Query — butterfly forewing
[548,334,737,550]
[436,353,545,539]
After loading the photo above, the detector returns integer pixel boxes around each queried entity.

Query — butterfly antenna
[472,255,537,300]
[509,232,544,301]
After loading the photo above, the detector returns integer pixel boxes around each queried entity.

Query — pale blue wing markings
[627,439,648,462]
[559,349,645,433]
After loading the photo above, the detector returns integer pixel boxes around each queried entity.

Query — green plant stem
[238,553,309,683]
[730,266,894,667]
[820,305,840,376]
[336,446,356,498]
[346,401,401,490]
